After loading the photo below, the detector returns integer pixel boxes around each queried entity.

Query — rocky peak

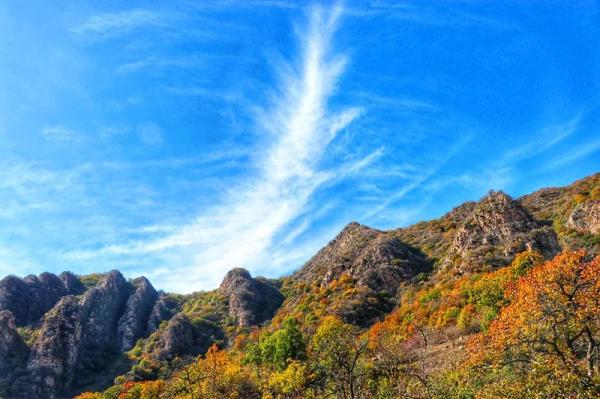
[219,268,283,327]
[59,272,86,295]
[219,268,253,293]
[27,271,133,397]
[0,271,84,327]
[117,276,159,351]
[0,276,30,326]
[0,270,173,398]
[295,222,430,292]
[447,190,559,273]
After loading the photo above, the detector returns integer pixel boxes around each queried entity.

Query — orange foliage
[466,251,600,396]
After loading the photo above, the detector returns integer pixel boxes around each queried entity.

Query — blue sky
[0,1,599,292]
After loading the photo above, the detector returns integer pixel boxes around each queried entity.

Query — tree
[243,317,306,372]
[165,344,258,399]
[369,323,434,399]
[311,316,369,399]
[466,251,600,397]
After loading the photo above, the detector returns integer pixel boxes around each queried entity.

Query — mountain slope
[0,172,598,398]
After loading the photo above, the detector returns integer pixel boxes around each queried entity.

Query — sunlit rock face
[294,222,431,293]
[568,200,600,234]
[445,191,560,274]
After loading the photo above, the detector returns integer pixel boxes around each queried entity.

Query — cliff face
[445,191,560,274]
[568,200,600,234]
[117,277,159,351]
[0,271,83,327]
[0,310,28,378]
[219,268,284,327]
[0,271,167,399]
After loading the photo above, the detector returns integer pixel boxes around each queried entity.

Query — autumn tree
[311,316,369,399]
[164,344,258,399]
[466,251,600,397]
[368,323,434,399]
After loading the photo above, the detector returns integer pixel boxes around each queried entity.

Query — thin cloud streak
[73,9,171,38]
[63,4,367,292]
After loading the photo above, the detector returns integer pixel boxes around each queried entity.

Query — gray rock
[0,276,31,326]
[59,272,86,295]
[0,310,28,377]
[151,313,195,361]
[219,268,284,327]
[117,277,158,351]
[447,191,560,274]
[568,200,600,234]
[147,294,180,334]
[294,222,430,293]
[0,272,85,327]
[27,271,131,398]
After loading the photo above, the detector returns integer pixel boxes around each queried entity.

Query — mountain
[0,172,598,398]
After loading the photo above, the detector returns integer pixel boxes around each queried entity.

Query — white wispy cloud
[73,9,170,39]
[361,1,517,30]
[116,55,212,74]
[540,138,600,172]
[61,4,376,292]
[502,114,583,162]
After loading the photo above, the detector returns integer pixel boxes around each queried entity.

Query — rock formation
[568,200,600,234]
[0,310,28,377]
[147,294,180,333]
[0,271,83,327]
[446,191,559,274]
[219,268,284,327]
[295,222,431,293]
[117,277,158,351]
[24,271,164,398]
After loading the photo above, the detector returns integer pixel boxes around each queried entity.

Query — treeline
[77,250,600,398]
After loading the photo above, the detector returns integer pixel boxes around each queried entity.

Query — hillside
[0,172,598,399]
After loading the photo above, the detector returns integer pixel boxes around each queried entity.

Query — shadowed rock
[0,271,84,326]
[147,294,180,334]
[117,277,158,351]
[219,268,284,327]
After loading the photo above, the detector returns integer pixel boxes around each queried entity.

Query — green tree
[311,316,369,399]
[246,317,306,372]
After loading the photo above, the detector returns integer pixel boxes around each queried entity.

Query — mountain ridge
[0,172,598,398]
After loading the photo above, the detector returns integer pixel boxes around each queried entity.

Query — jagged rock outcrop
[151,313,195,361]
[219,268,284,327]
[26,271,147,398]
[148,311,225,362]
[117,277,158,351]
[290,222,431,326]
[59,272,86,295]
[0,310,28,377]
[447,191,560,274]
[0,272,84,326]
[295,222,431,293]
[26,296,82,399]
[147,294,180,334]
[568,200,600,234]
[0,276,31,326]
